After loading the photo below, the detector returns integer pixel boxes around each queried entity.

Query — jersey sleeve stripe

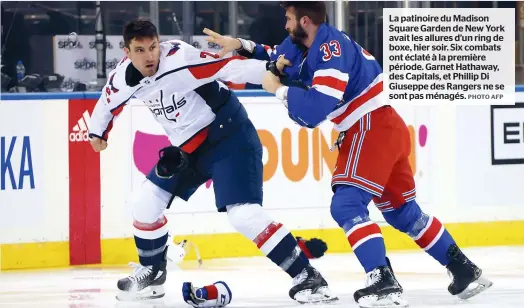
[110,102,126,116]
[108,86,142,116]
[313,84,345,100]
[313,68,349,81]
[262,44,273,57]
[103,102,127,139]
[187,56,245,79]
[102,118,114,140]
[105,90,138,138]
[312,75,347,92]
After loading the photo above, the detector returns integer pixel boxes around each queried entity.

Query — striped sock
[253,222,310,278]
[411,216,456,266]
[133,216,169,265]
[345,221,387,273]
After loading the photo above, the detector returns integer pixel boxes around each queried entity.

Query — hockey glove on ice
[156,145,189,178]
[297,237,328,259]
[182,281,232,307]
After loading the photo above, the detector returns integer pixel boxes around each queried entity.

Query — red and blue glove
[182,281,232,307]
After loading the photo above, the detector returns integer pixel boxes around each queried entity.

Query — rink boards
[1,90,523,270]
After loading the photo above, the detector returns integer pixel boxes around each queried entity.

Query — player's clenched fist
[89,136,107,152]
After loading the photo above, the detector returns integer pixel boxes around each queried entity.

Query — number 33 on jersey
[276,24,384,131]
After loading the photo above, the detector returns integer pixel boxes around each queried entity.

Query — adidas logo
[69,110,91,142]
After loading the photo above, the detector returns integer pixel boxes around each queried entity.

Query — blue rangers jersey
[88,40,267,152]
[242,23,385,131]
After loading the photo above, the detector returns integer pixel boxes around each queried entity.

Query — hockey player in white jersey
[88,20,338,305]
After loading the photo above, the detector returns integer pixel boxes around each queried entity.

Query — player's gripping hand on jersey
[182,281,232,307]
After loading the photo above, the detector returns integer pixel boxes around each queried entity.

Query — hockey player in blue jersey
[204,2,492,307]
[88,19,338,305]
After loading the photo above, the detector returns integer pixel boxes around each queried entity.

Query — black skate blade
[457,274,493,300]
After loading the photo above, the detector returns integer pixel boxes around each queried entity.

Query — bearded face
[285,8,308,45]
[288,22,308,44]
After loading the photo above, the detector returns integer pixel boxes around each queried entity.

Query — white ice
[0,246,522,308]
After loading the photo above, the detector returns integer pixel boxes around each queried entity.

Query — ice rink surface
[0,246,522,308]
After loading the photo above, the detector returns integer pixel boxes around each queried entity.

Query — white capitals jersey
[88,40,267,152]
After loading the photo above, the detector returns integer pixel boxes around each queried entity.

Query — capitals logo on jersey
[167,42,181,57]
[144,90,188,123]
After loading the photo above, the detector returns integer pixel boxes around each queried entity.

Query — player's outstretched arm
[203,28,280,61]
[172,42,269,89]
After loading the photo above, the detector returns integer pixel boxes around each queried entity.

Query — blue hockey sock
[411,216,456,266]
[331,185,387,273]
[382,201,456,266]
[345,220,388,273]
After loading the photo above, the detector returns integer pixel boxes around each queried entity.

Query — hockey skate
[289,264,339,304]
[446,244,493,300]
[353,265,408,308]
[115,260,167,301]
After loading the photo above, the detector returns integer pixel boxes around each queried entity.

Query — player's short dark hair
[280,1,326,25]
[123,19,159,48]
